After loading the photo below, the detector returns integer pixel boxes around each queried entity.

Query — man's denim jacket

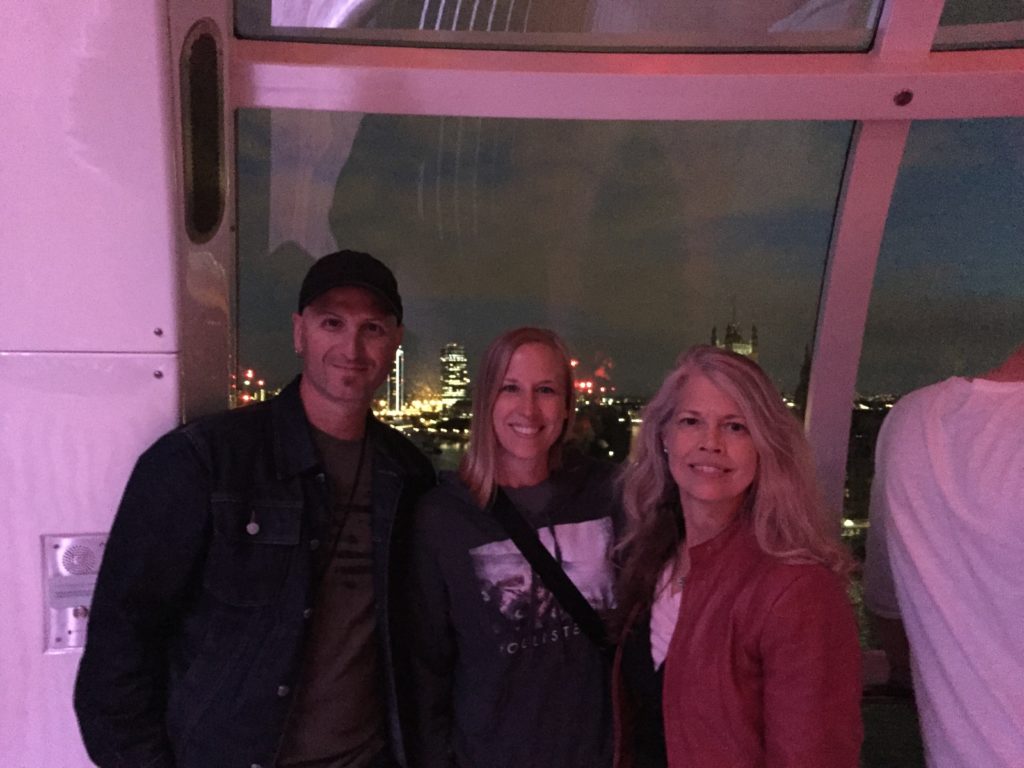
[74,377,435,768]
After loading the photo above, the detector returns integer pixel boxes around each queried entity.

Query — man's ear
[292,312,304,356]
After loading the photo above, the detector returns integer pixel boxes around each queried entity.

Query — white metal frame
[207,0,1024,514]
[231,43,1024,120]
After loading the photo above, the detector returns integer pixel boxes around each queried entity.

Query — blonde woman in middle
[408,327,618,768]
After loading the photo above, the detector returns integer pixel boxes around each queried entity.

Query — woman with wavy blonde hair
[614,345,861,768]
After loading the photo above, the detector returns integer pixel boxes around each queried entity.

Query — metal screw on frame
[893,90,914,107]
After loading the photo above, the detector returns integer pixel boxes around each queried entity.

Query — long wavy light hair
[617,345,853,620]
[459,327,576,508]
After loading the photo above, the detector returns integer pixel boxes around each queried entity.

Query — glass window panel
[934,0,1024,50]
[849,119,1024,516]
[860,119,1024,400]
[237,109,853,470]
[236,0,881,52]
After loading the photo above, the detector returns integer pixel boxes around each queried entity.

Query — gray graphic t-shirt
[469,500,615,656]
[410,456,618,768]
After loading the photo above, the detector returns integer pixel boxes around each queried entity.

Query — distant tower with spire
[711,299,758,361]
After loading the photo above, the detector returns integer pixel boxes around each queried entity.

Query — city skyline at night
[238,114,1023,401]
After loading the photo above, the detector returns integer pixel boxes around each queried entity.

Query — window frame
[170,0,1024,512]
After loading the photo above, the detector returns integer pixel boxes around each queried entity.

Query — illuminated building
[572,354,617,405]
[233,367,269,406]
[711,322,759,361]
[386,345,405,413]
[440,342,470,409]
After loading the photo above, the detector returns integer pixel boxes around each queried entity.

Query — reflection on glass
[237,0,881,51]
[237,109,852,466]
[934,0,1024,50]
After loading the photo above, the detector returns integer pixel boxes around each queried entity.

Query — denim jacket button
[309,539,320,551]
[251,764,263,768]
[277,685,290,697]
[303,608,313,619]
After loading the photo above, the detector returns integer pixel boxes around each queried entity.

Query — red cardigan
[614,521,862,768]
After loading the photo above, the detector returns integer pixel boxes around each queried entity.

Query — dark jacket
[74,377,435,768]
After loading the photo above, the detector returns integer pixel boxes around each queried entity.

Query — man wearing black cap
[75,251,435,768]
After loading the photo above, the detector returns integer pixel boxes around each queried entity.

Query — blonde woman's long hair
[617,345,853,620]
[459,327,576,509]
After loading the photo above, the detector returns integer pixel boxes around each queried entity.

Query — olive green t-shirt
[276,428,386,768]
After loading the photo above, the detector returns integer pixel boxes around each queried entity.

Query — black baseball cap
[297,250,403,323]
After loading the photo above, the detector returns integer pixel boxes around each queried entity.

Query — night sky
[238,112,1023,399]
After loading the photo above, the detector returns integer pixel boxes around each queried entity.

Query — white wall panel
[1,1,181,765]
[0,0,177,353]
[0,353,180,767]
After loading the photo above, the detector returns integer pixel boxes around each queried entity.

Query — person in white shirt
[864,341,1024,768]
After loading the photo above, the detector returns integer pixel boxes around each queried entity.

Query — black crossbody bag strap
[491,489,609,650]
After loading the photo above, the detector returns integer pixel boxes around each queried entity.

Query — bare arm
[868,612,912,688]
[863,416,912,690]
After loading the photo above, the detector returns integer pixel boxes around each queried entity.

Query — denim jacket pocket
[204,495,303,607]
